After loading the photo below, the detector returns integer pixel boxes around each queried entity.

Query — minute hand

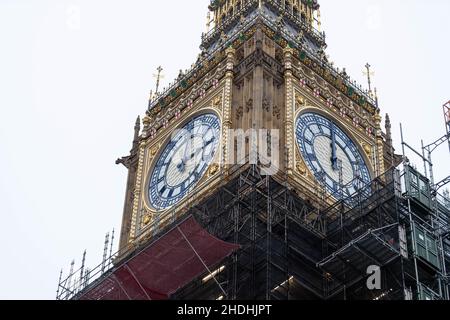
[185,137,215,163]
[331,123,338,171]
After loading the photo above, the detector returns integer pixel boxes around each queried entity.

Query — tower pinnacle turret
[202,0,325,54]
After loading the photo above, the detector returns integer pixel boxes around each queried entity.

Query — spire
[385,113,392,146]
[132,116,141,151]
[115,115,141,167]
[385,113,395,168]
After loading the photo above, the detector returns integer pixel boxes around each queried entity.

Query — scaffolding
[444,101,450,153]
[57,109,450,301]
[170,164,450,300]
[57,158,450,300]
[172,163,326,300]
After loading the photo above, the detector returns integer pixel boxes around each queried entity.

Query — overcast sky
[0,0,449,300]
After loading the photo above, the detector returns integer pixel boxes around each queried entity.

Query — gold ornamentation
[209,163,219,176]
[296,161,307,175]
[142,116,151,125]
[150,146,158,158]
[362,143,372,157]
[295,95,306,109]
[213,95,222,108]
[143,213,152,226]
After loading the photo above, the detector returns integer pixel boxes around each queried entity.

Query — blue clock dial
[148,114,221,210]
[295,112,371,200]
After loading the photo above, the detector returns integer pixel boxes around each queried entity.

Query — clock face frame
[295,112,371,200]
[148,113,221,210]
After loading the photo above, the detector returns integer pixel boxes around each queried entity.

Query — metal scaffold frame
[57,159,450,300]
[172,164,450,300]
[56,156,450,301]
[172,163,327,300]
[398,117,450,300]
[444,101,450,153]
[57,105,450,300]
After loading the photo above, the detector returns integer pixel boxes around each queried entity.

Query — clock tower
[117,0,386,252]
[64,0,420,301]
[56,1,450,301]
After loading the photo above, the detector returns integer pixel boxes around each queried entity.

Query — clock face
[295,112,371,200]
[148,113,221,210]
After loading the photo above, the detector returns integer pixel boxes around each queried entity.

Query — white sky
[0,0,449,300]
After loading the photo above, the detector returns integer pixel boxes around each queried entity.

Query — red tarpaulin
[78,216,240,300]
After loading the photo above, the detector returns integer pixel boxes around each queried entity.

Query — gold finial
[153,66,164,96]
[206,11,211,32]
[363,63,375,95]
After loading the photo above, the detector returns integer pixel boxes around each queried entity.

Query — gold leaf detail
[213,96,222,108]
[296,161,307,175]
[143,214,152,226]
[209,164,219,176]
[296,95,306,109]
[150,146,158,158]
[362,143,372,157]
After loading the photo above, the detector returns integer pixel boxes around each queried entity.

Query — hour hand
[331,153,338,171]
[176,154,187,172]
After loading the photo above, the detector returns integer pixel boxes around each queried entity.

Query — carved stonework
[129,144,146,242]
[262,97,270,112]
[142,116,152,139]
[147,62,227,135]
[236,106,244,120]
[273,105,281,120]
[246,98,253,113]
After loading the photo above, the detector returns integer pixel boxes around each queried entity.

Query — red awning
[78,216,240,300]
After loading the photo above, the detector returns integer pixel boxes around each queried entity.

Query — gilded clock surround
[131,98,226,243]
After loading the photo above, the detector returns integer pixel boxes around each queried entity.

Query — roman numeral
[307,153,317,161]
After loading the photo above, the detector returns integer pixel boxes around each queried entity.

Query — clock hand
[331,123,338,171]
[188,137,215,161]
[182,134,192,161]
[177,134,194,172]
[178,135,216,173]
[182,136,216,173]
